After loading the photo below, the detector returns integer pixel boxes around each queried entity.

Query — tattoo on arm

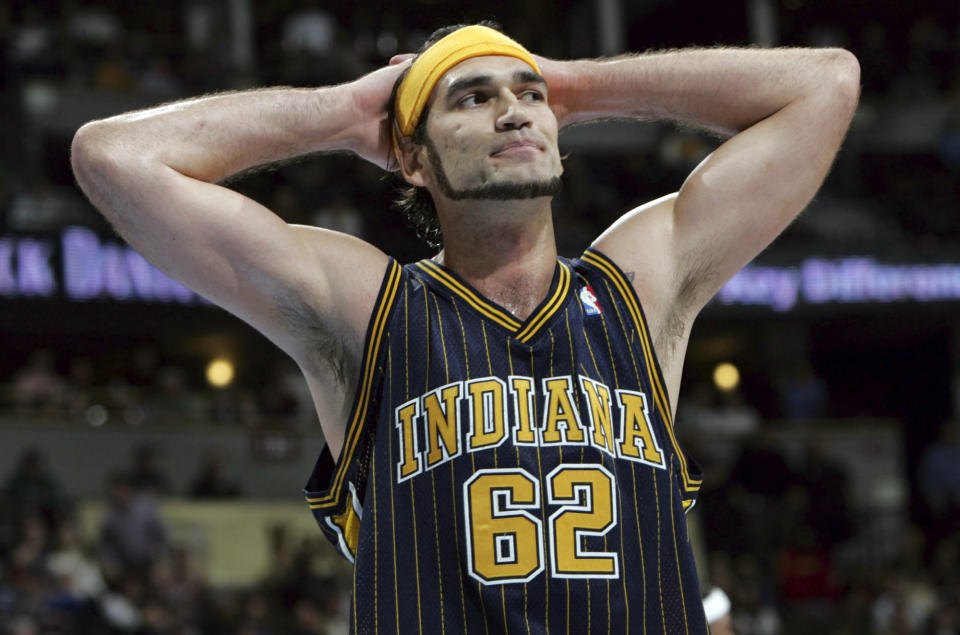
[625,271,635,282]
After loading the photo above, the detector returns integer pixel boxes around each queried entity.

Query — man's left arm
[542,47,859,391]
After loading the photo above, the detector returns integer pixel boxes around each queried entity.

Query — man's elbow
[71,121,108,186]
[822,48,861,113]
[71,120,128,198]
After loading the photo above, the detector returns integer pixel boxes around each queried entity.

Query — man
[72,23,859,633]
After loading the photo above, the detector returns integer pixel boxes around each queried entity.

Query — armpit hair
[655,253,717,361]
[272,288,356,387]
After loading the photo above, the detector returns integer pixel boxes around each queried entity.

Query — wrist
[544,58,604,127]
[310,83,367,154]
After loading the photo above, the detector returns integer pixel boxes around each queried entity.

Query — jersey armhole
[576,247,703,504]
[577,247,674,422]
[303,258,403,513]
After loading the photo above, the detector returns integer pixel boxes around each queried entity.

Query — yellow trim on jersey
[306,259,404,509]
[416,259,573,344]
[416,260,521,330]
[515,263,571,343]
[579,249,702,495]
[321,496,361,561]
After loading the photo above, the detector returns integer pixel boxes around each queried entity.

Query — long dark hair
[386,21,503,248]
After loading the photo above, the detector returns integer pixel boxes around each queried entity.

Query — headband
[393,25,540,148]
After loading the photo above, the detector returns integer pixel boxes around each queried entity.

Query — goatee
[426,138,562,201]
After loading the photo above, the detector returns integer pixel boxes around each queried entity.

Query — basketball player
[71,23,859,632]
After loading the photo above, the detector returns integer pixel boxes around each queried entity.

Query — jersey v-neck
[413,258,572,343]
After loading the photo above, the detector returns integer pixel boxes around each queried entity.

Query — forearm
[549,47,859,135]
[73,84,364,184]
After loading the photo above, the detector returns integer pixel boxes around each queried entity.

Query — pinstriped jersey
[304,247,706,633]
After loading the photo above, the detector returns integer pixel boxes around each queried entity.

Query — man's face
[415,55,563,201]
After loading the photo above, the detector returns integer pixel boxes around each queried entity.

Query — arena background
[1,1,958,633]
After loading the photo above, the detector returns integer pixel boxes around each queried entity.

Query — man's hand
[532,55,578,129]
[348,55,413,170]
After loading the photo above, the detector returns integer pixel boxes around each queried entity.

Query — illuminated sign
[715,258,960,312]
[2,228,960,313]
[0,227,207,304]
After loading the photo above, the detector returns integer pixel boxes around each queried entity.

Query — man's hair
[386,21,503,249]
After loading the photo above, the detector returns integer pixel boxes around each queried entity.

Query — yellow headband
[394,25,540,144]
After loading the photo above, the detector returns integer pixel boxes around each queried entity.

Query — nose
[495,90,531,131]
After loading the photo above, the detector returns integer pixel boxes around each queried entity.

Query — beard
[425,137,562,201]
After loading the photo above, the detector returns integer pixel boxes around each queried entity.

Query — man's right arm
[71,61,409,455]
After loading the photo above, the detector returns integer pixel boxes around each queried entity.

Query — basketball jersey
[305,247,706,633]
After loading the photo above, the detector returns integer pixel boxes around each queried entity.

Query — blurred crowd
[2,412,960,634]
[1,1,960,634]
[0,344,312,428]
[680,394,960,634]
[0,446,350,635]
[0,2,959,255]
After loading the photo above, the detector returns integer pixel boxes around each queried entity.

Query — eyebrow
[443,70,547,104]
[513,70,547,87]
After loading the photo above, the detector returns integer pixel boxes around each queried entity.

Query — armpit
[273,290,358,387]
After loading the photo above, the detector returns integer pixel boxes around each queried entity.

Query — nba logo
[579,285,602,315]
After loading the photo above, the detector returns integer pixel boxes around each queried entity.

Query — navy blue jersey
[305,247,705,633]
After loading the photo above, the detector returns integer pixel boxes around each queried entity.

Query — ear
[397,138,430,187]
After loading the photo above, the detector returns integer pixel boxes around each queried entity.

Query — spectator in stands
[125,344,160,390]
[10,349,66,417]
[258,364,301,420]
[137,55,184,99]
[61,356,96,419]
[729,554,783,635]
[777,361,830,421]
[717,438,794,556]
[311,194,365,239]
[2,447,65,531]
[938,105,960,172]
[9,514,49,581]
[64,3,122,50]
[128,444,171,496]
[152,547,206,624]
[188,449,241,499]
[917,421,960,544]
[6,176,76,231]
[46,520,106,604]
[4,615,40,635]
[98,471,169,582]
[10,5,61,76]
[279,2,365,86]
[234,592,274,635]
[44,520,105,631]
[797,439,854,549]
[141,365,206,423]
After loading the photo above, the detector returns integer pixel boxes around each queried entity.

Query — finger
[389,53,416,65]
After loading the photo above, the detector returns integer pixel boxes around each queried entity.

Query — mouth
[490,139,542,157]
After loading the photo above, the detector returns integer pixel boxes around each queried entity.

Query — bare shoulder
[590,193,694,405]
[272,226,392,457]
[591,192,681,322]
[281,225,391,381]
